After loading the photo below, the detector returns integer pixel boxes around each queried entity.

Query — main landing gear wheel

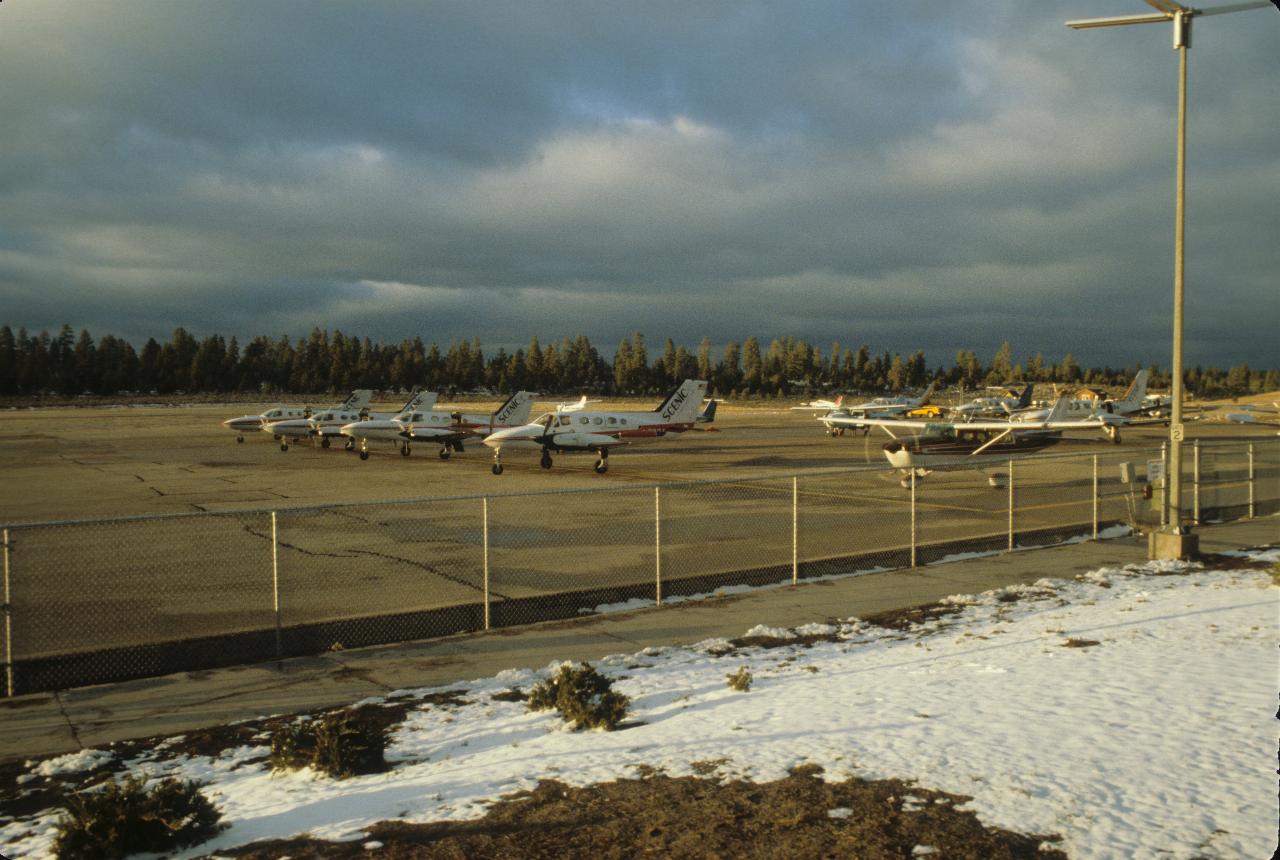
[321,437,330,449]
[594,459,608,474]
[401,443,411,457]
[540,451,553,470]
[438,447,451,460]
[280,442,289,452]
[492,463,504,475]
[344,439,355,451]
[360,450,370,461]
[236,435,244,443]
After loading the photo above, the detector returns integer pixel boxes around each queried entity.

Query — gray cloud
[0,0,1276,368]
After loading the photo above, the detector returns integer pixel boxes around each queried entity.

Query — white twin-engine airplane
[836,397,1112,486]
[820,382,936,435]
[482,379,713,475]
[222,389,375,444]
[264,390,434,452]
[340,391,538,460]
[1011,369,1148,428]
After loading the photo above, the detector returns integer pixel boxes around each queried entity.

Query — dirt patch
[860,601,965,632]
[205,765,1065,859]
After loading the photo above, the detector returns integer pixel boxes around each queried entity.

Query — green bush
[53,774,223,859]
[726,666,753,692]
[268,712,386,779]
[528,662,630,731]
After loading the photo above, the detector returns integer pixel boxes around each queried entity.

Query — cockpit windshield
[923,423,956,441]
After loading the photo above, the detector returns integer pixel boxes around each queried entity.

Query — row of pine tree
[0,324,1274,398]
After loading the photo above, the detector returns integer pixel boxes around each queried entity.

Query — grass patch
[211,769,1066,859]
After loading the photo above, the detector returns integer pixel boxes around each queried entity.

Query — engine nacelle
[550,432,619,451]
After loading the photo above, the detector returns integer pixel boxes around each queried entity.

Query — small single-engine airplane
[834,397,1112,486]
[482,379,712,474]
[263,390,433,452]
[820,382,937,436]
[951,384,1034,421]
[341,391,537,460]
[222,389,374,444]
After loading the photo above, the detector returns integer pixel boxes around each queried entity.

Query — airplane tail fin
[1044,397,1070,424]
[341,389,374,410]
[654,379,709,423]
[1016,383,1034,409]
[918,381,936,404]
[492,390,537,427]
[400,389,438,412]
[1113,369,1147,413]
[697,399,717,423]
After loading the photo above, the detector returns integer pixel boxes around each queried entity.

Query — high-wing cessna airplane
[482,379,712,475]
[831,398,1111,486]
[340,391,537,460]
[820,382,936,436]
[262,390,433,452]
[222,389,374,444]
[554,395,603,412]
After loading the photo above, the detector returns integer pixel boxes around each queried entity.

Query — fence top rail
[3,437,1274,531]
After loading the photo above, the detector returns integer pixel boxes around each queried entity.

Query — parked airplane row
[222,380,716,474]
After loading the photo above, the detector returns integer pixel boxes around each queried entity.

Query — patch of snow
[2,557,1276,860]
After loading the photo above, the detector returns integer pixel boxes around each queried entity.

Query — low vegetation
[53,774,223,859]
[528,662,630,731]
[726,666,753,691]
[268,711,387,779]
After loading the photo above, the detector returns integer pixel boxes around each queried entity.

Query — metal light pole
[1065,1,1272,559]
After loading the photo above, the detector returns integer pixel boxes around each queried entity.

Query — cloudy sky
[1,1,1276,368]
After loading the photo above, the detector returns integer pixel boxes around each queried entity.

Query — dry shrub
[268,711,386,779]
[53,774,223,859]
[726,666,753,692]
[528,662,630,731]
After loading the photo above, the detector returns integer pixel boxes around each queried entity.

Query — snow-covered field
[4,550,1277,860]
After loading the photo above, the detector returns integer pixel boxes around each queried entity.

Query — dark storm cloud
[0,0,1276,367]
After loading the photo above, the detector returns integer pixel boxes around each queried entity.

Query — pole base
[1148,529,1199,561]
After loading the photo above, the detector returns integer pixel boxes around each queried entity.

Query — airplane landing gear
[1105,425,1122,445]
[438,446,451,460]
[359,439,369,461]
[594,448,609,474]
[344,439,355,451]
[280,442,289,452]
[400,442,411,457]
[236,435,244,443]
[321,437,330,449]
[492,450,504,475]
[540,450,553,469]
[492,463,504,475]
[360,450,369,460]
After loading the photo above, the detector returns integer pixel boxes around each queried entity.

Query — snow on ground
[3,553,1276,860]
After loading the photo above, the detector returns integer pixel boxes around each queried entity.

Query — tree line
[1,324,1275,399]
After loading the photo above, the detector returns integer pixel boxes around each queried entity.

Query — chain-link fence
[3,439,1277,695]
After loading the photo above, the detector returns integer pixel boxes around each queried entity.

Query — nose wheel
[593,448,609,474]
[492,449,504,475]
[401,442,411,457]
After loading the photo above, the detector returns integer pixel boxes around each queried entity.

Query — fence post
[792,476,799,586]
[910,470,917,568]
[655,487,662,606]
[4,528,12,697]
[1248,443,1255,519]
[483,497,491,630]
[270,512,282,660]
[1192,440,1200,526]
[1092,454,1099,540]
[1007,458,1015,553]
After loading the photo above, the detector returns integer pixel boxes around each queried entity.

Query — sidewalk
[3,516,1275,762]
